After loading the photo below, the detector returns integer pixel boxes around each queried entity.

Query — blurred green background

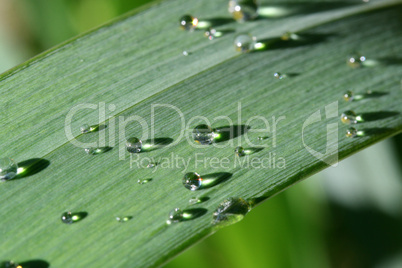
[1,1,401,267]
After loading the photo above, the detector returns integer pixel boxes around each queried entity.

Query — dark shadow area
[198,196,210,203]
[214,125,249,143]
[254,33,334,52]
[361,127,395,136]
[361,91,389,100]
[326,202,402,268]
[181,208,208,221]
[142,137,173,152]
[19,260,50,268]
[360,111,399,122]
[378,57,402,66]
[16,158,50,179]
[257,2,359,19]
[201,172,232,189]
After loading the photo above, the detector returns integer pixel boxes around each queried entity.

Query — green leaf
[1,0,402,267]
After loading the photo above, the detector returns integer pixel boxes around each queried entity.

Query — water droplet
[126,137,142,153]
[189,197,201,205]
[347,53,366,68]
[80,124,99,134]
[213,197,250,226]
[234,34,256,53]
[346,127,358,138]
[147,163,157,168]
[166,208,184,224]
[61,211,86,224]
[341,110,358,124]
[343,90,354,102]
[84,147,111,155]
[116,216,132,222]
[274,72,287,80]
[0,261,20,268]
[228,0,258,22]
[137,178,152,184]
[182,50,189,56]
[192,124,215,145]
[204,28,223,40]
[179,15,199,31]
[183,172,202,191]
[257,136,268,141]
[0,157,18,182]
[235,146,245,156]
[281,31,300,41]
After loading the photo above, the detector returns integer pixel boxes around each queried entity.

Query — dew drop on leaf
[126,137,142,153]
[234,34,256,53]
[213,197,251,227]
[228,0,258,22]
[138,179,152,184]
[274,72,287,80]
[61,211,86,224]
[234,146,246,157]
[0,260,19,268]
[346,127,358,138]
[192,124,215,145]
[182,172,202,191]
[341,110,358,124]
[166,208,184,224]
[179,15,198,31]
[0,157,18,182]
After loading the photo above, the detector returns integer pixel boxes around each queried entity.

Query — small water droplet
[183,172,202,191]
[116,216,132,222]
[0,157,18,182]
[274,72,287,80]
[84,147,111,155]
[343,90,354,101]
[228,0,258,22]
[234,34,256,53]
[257,136,268,141]
[166,208,184,224]
[61,211,86,224]
[281,31,300,41]
[192,124,215,145]
[147,163,157,168]
[126,137,142,153]
[0,261,20,268]
[204,28,223,40]
[182,50,189,56]
[213,197,250,226]
[346,127,358,138]
[341,110,358,124]
[235,146,246,156]
[179,15,199,31]
[347,53,366,68]
[189,197,201,205]
[138,178,152,184]
[80,124,99,133]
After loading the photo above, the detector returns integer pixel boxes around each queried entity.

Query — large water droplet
[166,208,184,224]
[126,137,142,153]
[228,0,258,22]
[213,197,250,227]
[61,211,87,224]
[341,110,358,124]
[183,172,202,191]
[179,15,199,31]
[234,34,256,53]
[0,157,18,182]
[0,261,19,268]
[192,124,215,145]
